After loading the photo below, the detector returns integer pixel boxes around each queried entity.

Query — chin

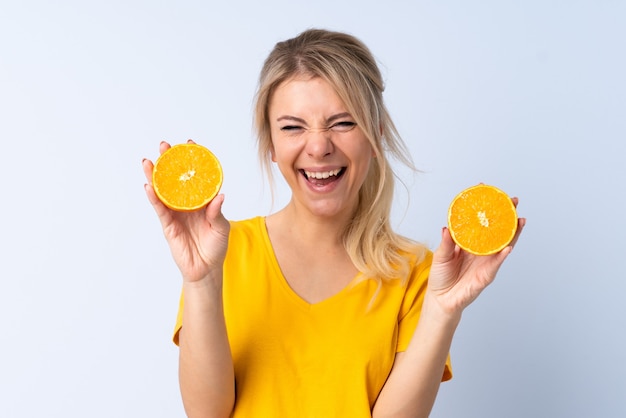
[306,200,353,219]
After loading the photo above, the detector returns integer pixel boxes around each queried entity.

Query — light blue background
[1,1,624,417]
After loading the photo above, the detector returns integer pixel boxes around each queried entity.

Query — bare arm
[374,208,525,417]
[372,294,459,418]
[178,275,234,418]
[143,141,235,417]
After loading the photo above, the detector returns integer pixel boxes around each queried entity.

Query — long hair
[254,28,427,282]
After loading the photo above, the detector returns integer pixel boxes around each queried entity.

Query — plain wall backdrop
[1,1,624,417]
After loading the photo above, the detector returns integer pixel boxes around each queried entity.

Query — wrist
[182,269,224,293]
[420,291,463,330]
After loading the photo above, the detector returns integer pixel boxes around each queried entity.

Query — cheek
[353,146,375,183]
[270,137,302,162]
[269,144,296,177]
[354,141,375,167]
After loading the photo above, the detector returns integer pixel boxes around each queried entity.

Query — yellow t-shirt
[173,216,452,417]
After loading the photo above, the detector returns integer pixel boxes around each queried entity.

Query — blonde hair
[254,28,427,282]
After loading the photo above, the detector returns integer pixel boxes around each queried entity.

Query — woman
[142,28,524,418]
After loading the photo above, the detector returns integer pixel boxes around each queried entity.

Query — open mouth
[300,168,345,185]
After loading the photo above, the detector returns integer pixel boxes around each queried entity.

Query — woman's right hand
[142,141,230,283]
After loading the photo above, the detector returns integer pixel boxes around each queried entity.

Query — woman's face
[268,75,373,220]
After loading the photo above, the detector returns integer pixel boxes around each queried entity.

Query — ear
[270,146,277,162]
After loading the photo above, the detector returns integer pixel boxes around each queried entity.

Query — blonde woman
[143,28,524,418]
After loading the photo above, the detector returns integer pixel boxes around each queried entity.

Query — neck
[268,201,353,248]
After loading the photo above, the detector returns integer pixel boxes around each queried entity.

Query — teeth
[304,168,342,179]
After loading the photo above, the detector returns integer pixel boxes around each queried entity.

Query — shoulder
[400,245,433,285]
[410,248,433,277]
[396,248,432,311]
[229,216,265,238]
[229,215,264,230]
[226,216,271,255]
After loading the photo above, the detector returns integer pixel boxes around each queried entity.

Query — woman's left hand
[427,197,526,316]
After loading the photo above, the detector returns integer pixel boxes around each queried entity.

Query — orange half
[447,184,518,255]
[152,143,223,211]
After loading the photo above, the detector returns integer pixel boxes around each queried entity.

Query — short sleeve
[396,251,453,381]
[172,290,184,346]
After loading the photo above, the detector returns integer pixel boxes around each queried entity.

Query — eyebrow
[276,112,353,125]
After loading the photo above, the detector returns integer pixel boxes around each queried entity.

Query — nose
[305,129,334,158]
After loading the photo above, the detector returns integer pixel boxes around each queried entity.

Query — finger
[508,217,526,249]
[187,138,196,144]
[142,158,154,184]
[511,196,519,208]
[144,183,167,215]
[494,245,513,265]
[143,182,159,206]
[142,153,174,221]
[143,183,175,225]
[159,140,171,155]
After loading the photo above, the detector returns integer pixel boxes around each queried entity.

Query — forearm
[373,293,461,418]
[178,272,235,418]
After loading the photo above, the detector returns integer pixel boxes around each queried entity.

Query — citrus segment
[447,184,518,255]
[152,143,223,212]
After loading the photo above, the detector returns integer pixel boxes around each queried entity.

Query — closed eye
[278,121,357,135]
[330,121,357,132]
[280,125,305,132]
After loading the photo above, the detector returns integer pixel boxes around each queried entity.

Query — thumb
[433,226,458,262]
[205,194,229,232]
